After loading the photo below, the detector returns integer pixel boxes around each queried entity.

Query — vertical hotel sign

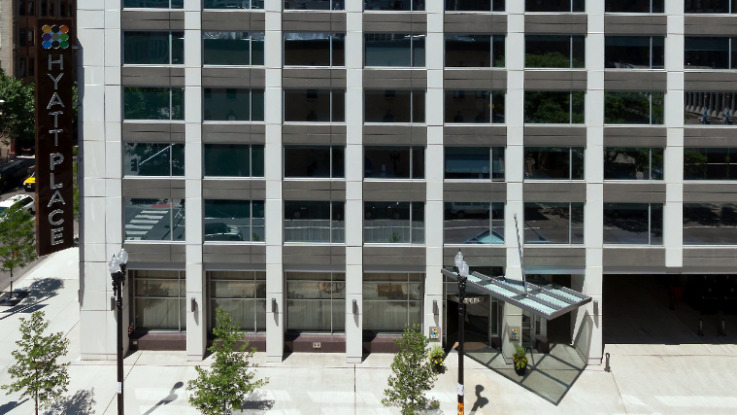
[35,20,74,255]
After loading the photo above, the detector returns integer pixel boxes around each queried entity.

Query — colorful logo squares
[41,25,71,50]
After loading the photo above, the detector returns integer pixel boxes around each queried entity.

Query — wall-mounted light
[272,298,277,313]
[110,296,115,311]
[433,300,439,316]
[190,297,197,313]
[352,299,358,315]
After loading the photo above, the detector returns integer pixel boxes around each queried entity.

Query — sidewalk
[0,248,736,414]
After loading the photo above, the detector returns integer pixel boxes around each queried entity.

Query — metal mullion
[648,204,652,245]
[409,146,413,179]
[329,202,333,243]
[649,93,653,125]
[569,36,573,69]
[329,34,333,67]
[569,148,573,179]
[568,203,572,244]
[648,148,653,179]
[409,202,413,243]
[249,201,253,242]
[569,92,573,124]
[410,90,413,123]
[329,89,333,122]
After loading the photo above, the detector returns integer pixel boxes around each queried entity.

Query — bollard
[604,353,611,372]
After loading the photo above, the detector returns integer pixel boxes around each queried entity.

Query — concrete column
[264,2,284,362]
[344,0,363,363]
[665,0,685,269]
[184,0,205,360]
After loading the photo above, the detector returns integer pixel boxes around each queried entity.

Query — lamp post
[108,248,129,415]
[454,250,469,415]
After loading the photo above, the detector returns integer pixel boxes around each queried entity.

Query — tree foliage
[0,69,35,148]
[0,206,37,294]
[382,324,439,415]
[188,307,269,415]
[1,311,70,415]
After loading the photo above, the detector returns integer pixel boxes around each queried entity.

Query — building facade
[79,0,737,364]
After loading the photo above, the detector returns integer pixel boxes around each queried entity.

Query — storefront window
[286,272,345,333]
[133,270,186,332]
[209,271,266,333]
[363,273,422,333]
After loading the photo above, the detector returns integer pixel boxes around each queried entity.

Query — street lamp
[108,248,128,415]
[454,250,469,415]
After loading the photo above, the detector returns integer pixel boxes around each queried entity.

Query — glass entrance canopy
[441,269,591,320]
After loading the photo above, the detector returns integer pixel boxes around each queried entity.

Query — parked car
[0,194,35,220]
[23,172,36,191]
[204,222,243,241]
[0,158,34,191]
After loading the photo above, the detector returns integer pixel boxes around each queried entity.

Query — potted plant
[513,344,528,376]
[428,345,445,373]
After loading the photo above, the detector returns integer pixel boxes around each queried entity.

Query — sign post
[34,20,75,255]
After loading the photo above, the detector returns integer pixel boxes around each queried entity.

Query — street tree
[0,205,37,299]
[2,311,70,415]
[0,68,35,150]
[188,307,269,415]
[382,324,439,415]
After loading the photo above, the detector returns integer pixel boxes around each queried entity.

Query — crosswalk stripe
[131,219,158,224]
[137,215,166,220]
[125,225,153,230]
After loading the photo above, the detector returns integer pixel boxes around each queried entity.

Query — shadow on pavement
[469,384,490,414]
[0,399,28,415]
[43,389,96,415]
[465,343,586,405]
[240,390,275,412]
[0,278,63,320]
[143,382,184,415]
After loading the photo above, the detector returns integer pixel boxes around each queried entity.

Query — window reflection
[445,34,505,67]
[444,147,505,180]
[604,148,664,180]
[524,147,584,180]
[524,91,585,124]
[364,202,424,243]
[605,36,664,69]
[284,201,344,243]
[284,33,344,67]
[134,270,186,332]
[365,34,425,67]
[684,148,737,180]
[124,143,184,176]
[284,89,345,122]
[364,0,424,10]
[284,146,344,178]
[364,146,424,179]
[525,0,584,12]
[605,0,663,13]
[603,203,663,245]
[364,90,425,123]
[684,203,737,245]
[525,35,585,68]
[204,144,264,177]
[204,89,264,121]
[445,90,505,123]
[125,198,185,241]
[203,32,264,66]
[123,31,184,65]
[204,200,264,242]
[123,87,184,120]
[684,91,737,125]
[604,91,664,124]
[524,202,584,244]
[124,0,184,7]
[444,202,504,245]
[685,37,734,69]
[685,0,737,13]
[284,0,344,10]
[445,0,506,11]
[203,0,263,9]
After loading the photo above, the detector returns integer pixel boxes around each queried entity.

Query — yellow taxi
[23,172,35,191]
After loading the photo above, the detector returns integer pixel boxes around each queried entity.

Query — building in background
[78,1,737,365]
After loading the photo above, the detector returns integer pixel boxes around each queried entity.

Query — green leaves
[1,311,70,415]
[0,69,35,148]
[0,206,37,274]
[382,324,439,415]
[188,307,269,415]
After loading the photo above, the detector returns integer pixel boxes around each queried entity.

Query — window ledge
[202,65,265,68]
[603,244,663,248]
[203,241,266,245]
[283,242,345,246]
[363,243,425,247]
[122,120,185,124]
[283,121,346,126]
[363,178,425,182]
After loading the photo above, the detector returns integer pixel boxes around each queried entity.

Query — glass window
[287,272,345,333]
[203,88,264,121]
[445,90,505,123]
[123,31,184,65]
[524,202,584,244]
[204,200,265,242]
[525,35,585,69]
[284,146,344,178]
[19,29,26,47]
[124,143,185,176]
[363,273,422,333]
[203,0,263,9]
[364,202,424,244]
[685,0,737,13]
[684,148,737,180]
[133,270,186,332]
[684,203,737,245]
[203,32,264,66]
[525,0,585,12]
[364,0,424,10]
[284,0,344,10]
[364,90,425,123]
[364,146,424,179]
[19,0,25,15]
[524,147,584,180]
[603,203,663,245]
[685,91,737,125]
[445,34,505,68]
[284,89,345,122]
[444,147,505,180]
[604,91,664,124]
[209,271,266,333]
[365,34,425,67]
[524,91,585,124]
[123,87,184,120]
[284,201,344,243]
[17,59,26,78]
[604,148,664,180]
[605,0,663,13]
[605,36,664,69]
[685,37,734,69]
[204,144,264,177]
[284,33,345,67]
[444,202,504,245]
[445,0,506,11]
[124,0,184,7]
[124,198,185,241]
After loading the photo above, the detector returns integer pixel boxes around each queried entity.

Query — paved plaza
[1,248,736,414]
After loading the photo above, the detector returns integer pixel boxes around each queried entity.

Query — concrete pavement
[1,247,736,414]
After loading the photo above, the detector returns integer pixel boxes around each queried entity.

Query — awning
[441,269,592,320]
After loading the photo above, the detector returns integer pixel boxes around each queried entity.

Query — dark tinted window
[524,147,584,180]
[604,92,664,124]
[684,203,737,245]
[364,147,424,179]
[603,203,663,245]
[524,91,585,124]
[605,0,663,13]
[284,146,344,178]
[526,35,585,68]
[445,34,505,67]
[604,148,664,180]
[365,90,425,123]
[605,36,664,69]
